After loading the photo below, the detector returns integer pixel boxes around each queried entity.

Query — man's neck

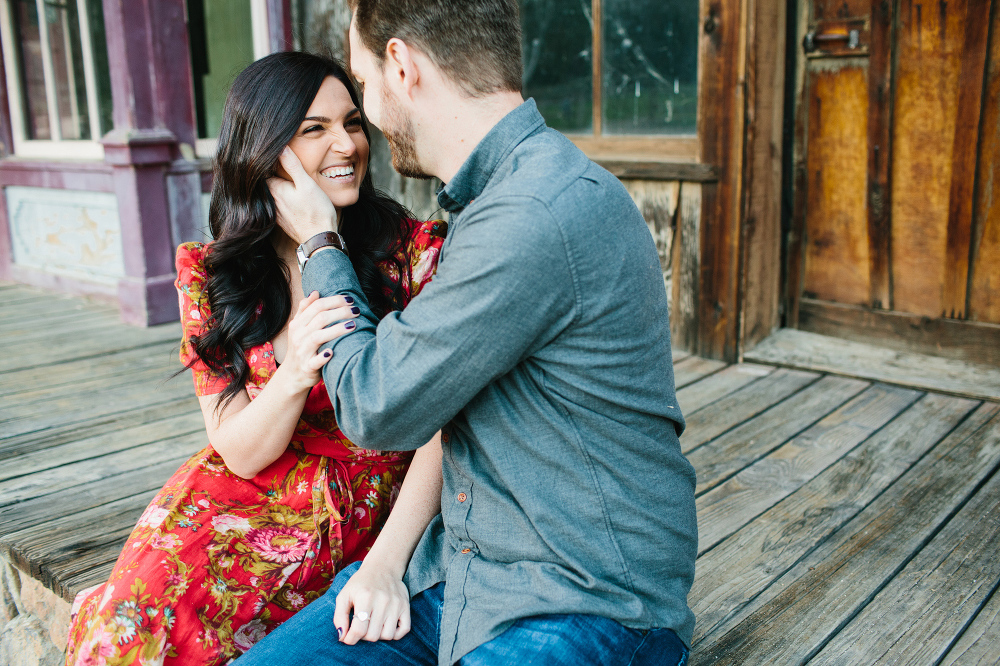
[416,90,525,184]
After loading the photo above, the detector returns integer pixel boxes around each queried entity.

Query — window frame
[193,0,273,159]
[0,0,106,159]
[560,0,701,162]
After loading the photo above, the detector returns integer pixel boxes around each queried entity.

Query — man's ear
[384,38,420,100]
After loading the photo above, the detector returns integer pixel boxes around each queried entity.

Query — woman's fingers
[294,294,357,330]
[393,604,411,640]
[333,589,353,642]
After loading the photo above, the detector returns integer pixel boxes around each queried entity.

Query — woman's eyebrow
[302,116,332,123]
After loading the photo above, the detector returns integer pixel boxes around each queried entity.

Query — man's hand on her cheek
[267,147,338,243]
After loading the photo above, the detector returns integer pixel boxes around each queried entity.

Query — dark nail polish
[337,626,343,638]
[323,349,332,358]
[344,296,355,305]
[345,321,356,330]
[350,306,360,315]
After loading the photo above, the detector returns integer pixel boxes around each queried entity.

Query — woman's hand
[333,560,411,644]
[269,146,338,242]
[283,291,359,394]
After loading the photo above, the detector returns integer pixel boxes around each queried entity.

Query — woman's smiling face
[282,76,370,211]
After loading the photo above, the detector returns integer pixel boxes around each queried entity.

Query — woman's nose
[326,127,356,156]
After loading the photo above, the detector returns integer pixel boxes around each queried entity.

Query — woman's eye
[346,118,363,129]
[303,125,323,134]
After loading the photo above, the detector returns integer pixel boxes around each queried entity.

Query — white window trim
[0,0,104,159]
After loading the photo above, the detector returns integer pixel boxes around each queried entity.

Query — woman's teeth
[322,166,355,180]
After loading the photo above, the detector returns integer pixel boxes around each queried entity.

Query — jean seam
[625,632,650,666]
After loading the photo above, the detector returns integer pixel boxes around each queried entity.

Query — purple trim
[268,0,294,52]
[0,187,11,281]
[0,159,115,191]
[8,263,118,302]
[0,36,13,157]
[118,273,179,326]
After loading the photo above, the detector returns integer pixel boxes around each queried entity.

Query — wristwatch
[296,231,348,272]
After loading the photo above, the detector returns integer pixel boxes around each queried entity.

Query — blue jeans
[233,561,689,666]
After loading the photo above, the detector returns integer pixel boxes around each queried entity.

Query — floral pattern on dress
[65,220,446,666]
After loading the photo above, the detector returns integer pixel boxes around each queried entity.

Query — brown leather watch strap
[301,231,348,258]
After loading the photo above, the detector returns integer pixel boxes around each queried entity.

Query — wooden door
[788,0,1000,364]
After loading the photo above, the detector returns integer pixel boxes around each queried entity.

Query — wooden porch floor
[1,281,999,664]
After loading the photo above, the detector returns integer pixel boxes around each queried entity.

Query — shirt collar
[437,98,546,214]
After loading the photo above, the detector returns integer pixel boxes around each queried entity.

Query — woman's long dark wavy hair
[190,51,412,409]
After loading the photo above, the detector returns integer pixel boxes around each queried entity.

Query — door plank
[689,393,978,643]
[802,61,872,306]
[676,363,773,415]
[809,453,1000,664]
[695,383,921,552]
[690,402,1000,664]
[865,0,894,309]
[681,367,820,453]
[687,375,868,491]
[891,0,969,316]
[944,0,994,318]
[968,1,1000,323]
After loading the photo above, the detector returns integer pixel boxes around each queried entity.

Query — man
[237,0,697,663]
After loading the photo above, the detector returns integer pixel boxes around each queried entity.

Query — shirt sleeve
[303,197,577,451]
[175,243,233,397]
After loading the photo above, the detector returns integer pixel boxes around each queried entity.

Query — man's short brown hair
[351,0,522,96]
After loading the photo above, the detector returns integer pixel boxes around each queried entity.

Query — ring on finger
[355,610,370,623]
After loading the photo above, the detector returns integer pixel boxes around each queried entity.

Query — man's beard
[380,87,432,180]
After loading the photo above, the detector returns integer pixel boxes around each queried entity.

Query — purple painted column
[101,0,197,325]
[268,0,294,52]
[0,41,14,282]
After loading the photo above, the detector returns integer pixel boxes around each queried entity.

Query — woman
[65,52,445,665]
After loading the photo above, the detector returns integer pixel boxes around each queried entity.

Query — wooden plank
[598,160,719,182]
[671,355,728,389]
[943,0,994,318]
[671,182,701,353]
[676,363,774,415]
[693,396,979,640]
[695,383,921,552]
[623,180,680,283]
[865,0,894,309]
[968,1,1000,323]
[810,447,1000,664]
[690,392,979,644]
[0,433,200,508]
[681,367,820,452]
[1,379,197,440]
[672,348,692,364]
[697,0,745,361]
[802,59,871,306]
[785,0,811,328]
[738,0,787,350]
[0,396,200,460]
[0,412,203,487]
[891,0,969,317]
[1,322,182,372]
[2,492,158,601]
[745,328,1000,400]
[691,402,1000,664]
[797,297,1000,365]
[939,582,1000,665]
[0,453,193,534]
[687,374,869,490]
[0,340,179,398]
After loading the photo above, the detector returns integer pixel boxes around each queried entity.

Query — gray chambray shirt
[303,99,698,665]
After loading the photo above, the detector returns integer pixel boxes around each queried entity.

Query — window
[0,0,113,159]
[188,0,273,156]
[520,0,700,159]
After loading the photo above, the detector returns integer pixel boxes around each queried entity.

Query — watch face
[295,245,308,272]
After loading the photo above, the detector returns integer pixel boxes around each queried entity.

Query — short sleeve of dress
[175,243,232,396]
[403,219,447,299]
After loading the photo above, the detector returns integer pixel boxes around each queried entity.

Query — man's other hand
[268,146,338,243]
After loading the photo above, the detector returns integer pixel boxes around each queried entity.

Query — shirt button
[461,548,471,554]
[441,432,450,443]
[457,493,467,502]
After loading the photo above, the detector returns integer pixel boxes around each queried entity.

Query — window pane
[83,0,113,136]
[188,0,255,139]
[11,0,50,139]
[43,0,91,139]
[602,0,698,135]
[520,0,592,134]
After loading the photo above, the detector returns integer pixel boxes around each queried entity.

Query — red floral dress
[64,220,446,666]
